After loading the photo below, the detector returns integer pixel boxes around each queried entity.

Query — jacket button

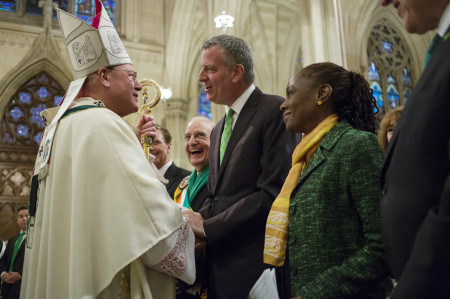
[214,197,219,202]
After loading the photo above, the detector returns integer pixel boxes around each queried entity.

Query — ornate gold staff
[138,78,161,160]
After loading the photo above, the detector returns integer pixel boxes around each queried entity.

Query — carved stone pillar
[163,98,190,170]
[0,145,35,240]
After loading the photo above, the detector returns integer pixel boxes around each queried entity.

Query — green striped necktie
[220,109,235,165]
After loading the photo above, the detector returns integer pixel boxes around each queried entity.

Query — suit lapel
[17,236,26,256]
[298,148,325,186]
[297,122,351,186]
[164,164,177,189]
[210,117,224,195]
[217,88,261,180]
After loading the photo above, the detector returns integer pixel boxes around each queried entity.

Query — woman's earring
[317,101,322,106]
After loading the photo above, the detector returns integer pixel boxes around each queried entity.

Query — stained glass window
[1,71,65,146]
[402,67,413,85]
[4,1,116,26]
[25,0,68,16]
[386,73,400,109]
[381,40,393,54]
[25,0,42,15]
[368,61,380,82]
[198,89,211,120]
[367,18,414,118]
[56,0,68,12]
[0,0,17,11]
[371,82,384,114]
[402,67,413,103]
[75,0,115,24]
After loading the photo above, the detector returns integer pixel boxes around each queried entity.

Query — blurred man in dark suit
[379,0,450,298]
[151,125,190,198]
[0,206,27,299]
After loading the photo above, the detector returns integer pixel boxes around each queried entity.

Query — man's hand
[1,272,21,284]
[195,236,206,257]
[136,114,156,142]
[183,210,205,239]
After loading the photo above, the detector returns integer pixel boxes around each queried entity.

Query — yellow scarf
[263,114,338,266]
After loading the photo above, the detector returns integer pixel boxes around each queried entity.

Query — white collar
[438,3,450,37]
[159,160,173,176]
[227,84,255,116]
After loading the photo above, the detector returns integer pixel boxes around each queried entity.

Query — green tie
[424,34,440,68]
[9,232,25,272]
[220,109,234,165]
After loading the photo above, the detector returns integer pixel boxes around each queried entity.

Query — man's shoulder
[167,162,190,176]
[7,233,20,244]
[243,88,284,116]
[64,107,130,130]
[256,88,285,105]
[334,124,379,149]
[174,164,191,176]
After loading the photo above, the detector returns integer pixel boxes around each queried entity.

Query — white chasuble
[21,98,195,299]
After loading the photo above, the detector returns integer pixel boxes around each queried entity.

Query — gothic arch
[357,5,431,80]
[0,58,71,123]
[0,59,71,241]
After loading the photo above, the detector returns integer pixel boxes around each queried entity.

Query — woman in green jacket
[264,62,392,298]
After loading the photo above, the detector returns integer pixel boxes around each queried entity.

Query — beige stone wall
[0,0,435,169]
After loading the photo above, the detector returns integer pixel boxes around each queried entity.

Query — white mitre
[39,0,131,170]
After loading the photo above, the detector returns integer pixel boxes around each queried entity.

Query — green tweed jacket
[288,121,392,298]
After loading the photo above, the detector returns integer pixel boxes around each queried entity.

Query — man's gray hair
[201,35,255,85]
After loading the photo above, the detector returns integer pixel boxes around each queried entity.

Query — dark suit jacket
[190,184,209,213]
[202,87,298,299]
[177,183,209,299]
[164,162,191,199]
[0,233,26,299]
[380,27,450,299]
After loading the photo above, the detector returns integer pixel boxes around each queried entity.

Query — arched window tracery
[367,18,415,119]
[1,71,65,147]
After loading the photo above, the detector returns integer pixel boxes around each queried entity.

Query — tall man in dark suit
[183,35,297,299]
[379,0,450,298]
[150,125,191,198]
[0,205,28,299]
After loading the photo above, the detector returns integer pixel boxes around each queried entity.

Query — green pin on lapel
[443,32,450,42]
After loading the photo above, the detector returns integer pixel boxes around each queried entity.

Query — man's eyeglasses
[107,67,138,83]
[184,132,207,142]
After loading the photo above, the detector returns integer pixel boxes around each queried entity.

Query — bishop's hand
[136,114,156,144]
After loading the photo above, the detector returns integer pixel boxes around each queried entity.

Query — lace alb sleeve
[140,218,196,285]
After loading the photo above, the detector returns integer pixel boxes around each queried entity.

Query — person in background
[0,205,28,299]
[151,125,191,198]
[174,116,215,299]
[379,0,450,298]
[377,106,404,153]
[175,117,215,213]
[183,34,298,299]
[264,62,392,298]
